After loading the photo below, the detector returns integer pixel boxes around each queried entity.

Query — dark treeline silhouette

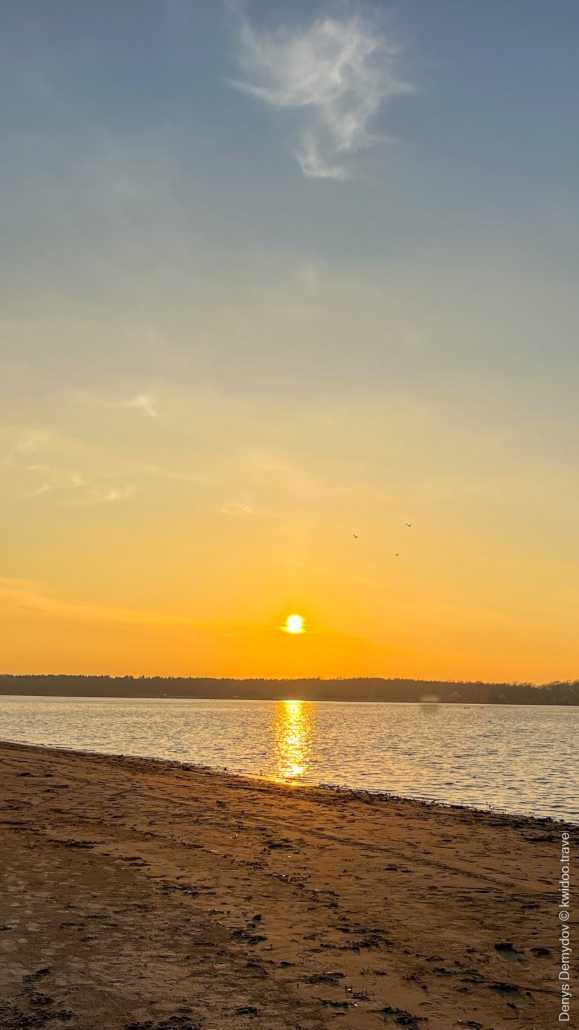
[0,675,578,704]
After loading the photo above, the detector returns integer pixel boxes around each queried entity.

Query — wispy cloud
[100,394,159,417]
[232,14,411,179]
[0,577,208,628]
[2,431,136,505]
[221,500,255,515]
[0,578,296,639]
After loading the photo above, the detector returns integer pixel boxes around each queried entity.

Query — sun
[282,614,305,634]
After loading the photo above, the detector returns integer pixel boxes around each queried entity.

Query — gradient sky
[2,1,579,681]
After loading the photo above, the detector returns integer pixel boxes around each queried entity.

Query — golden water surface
[271,699,314,781]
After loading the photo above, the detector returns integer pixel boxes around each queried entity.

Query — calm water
[0,696,577,822]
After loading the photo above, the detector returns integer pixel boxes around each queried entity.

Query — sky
[1,0,579,682]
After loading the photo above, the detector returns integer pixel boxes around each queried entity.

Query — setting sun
[283,614,305,634]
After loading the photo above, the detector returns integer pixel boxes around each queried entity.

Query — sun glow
[283,614,304,634]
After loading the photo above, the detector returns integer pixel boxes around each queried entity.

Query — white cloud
[232,14,411,179]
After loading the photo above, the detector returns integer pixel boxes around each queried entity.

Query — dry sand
[0,740,576,1030]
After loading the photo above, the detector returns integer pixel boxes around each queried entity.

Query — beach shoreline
[1,733,575,826]
[1,740,577,1029]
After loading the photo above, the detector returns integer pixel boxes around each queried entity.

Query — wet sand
[0,740,576,1030]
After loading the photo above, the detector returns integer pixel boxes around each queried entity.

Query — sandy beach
[0,740,576,1030]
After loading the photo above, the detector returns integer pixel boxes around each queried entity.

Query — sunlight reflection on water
[272,699,314,781]
[0,696,577,822]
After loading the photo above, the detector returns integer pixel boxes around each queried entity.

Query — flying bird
[406,523,412,527]
[395,552,399,556]
[353,534,358,538]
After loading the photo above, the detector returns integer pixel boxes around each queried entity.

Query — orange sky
[2,389,578,683]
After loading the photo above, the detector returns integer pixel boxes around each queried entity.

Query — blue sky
[2,2,578,384]
[1,2,579,679]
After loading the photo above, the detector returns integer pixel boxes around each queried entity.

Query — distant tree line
[487,680,579,705]
[0,675,578,704]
